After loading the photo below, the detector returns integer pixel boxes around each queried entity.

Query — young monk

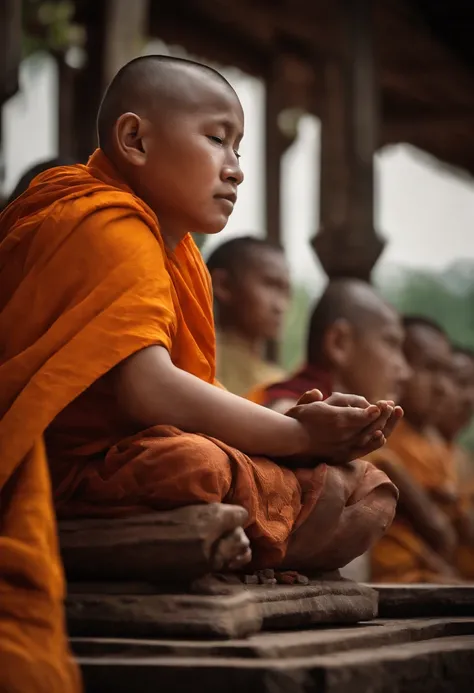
[0,57,400,687]
[371,317,470,583]
[207,236,289,395]
[248,278,410,412]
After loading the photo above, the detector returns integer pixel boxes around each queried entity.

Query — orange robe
[0,150,397,612]
[370,419,473,583]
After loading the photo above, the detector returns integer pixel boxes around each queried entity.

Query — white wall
[2,53,58,195]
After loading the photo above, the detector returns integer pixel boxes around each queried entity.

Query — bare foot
[212,526,252,572]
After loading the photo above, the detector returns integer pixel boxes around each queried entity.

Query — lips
[215,191,237,206]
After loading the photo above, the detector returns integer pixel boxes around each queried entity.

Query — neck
[104,151,188,250]
[159,221,188,251]
[218,325,264,356]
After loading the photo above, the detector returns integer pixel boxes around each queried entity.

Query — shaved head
[306,279,408,402]
[95,54,244,244]
[97,55,237,153]
[308,279,397,359]
[207,236,283,275]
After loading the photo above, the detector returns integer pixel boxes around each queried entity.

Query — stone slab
[75,626,474,693]
[59,503,249,582]
[66,589,261,640]
[71,617,474,660]
[66,579,378,640]
[374,584,474,618]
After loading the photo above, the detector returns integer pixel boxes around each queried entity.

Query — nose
[221,157,244,186]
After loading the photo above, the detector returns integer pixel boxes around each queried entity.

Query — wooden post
[71,0,149,162]
[0,0,21,107]
[312,0,384,281]
[56,56,76,159]
[264,57,300,361]
[103,0,150,86]
[264,63,285,247]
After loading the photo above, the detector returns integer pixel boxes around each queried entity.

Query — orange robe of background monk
[370,318,474,584]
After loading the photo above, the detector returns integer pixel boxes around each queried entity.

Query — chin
[197,217,230,236]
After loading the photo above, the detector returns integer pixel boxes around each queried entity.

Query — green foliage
[22,0,84,57]
[280,284,312,372]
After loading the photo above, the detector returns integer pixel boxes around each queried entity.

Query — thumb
[297,389,324,405]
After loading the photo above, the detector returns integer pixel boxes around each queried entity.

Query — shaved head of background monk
[207,236,290,395]
[208,236,290,343]
[400,317,453,432]
[250,279,409,412]
[97,55,244,245]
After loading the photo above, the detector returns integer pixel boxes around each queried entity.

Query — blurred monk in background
[207,236,289,396]
[0,56,400,688]
[248,279,410,412]
[431,345,474,579]
[371,317,473,583]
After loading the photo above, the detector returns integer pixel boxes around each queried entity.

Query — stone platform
[74,617,474,693]
[67,578,378,639]
[375,583,474,618]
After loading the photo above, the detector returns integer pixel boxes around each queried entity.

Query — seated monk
[432,346,474,579]
[0,57,400,686]
[207,236,289,396]
[370,317,471,584]
[248,278,410,412]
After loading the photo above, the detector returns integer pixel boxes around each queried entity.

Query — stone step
[374,584,474,618]
[75,624,474,693]
[71,617,474,659]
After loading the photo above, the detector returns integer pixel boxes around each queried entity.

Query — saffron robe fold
[0,151,397,677]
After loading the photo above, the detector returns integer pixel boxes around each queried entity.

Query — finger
[353,432,387,459]
[331,403,381,437]
[381,405,404,439]
[326,392,371,409]
[297,389,324,405]
[356,402,393,445]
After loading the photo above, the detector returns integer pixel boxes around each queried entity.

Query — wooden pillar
[71,0,149,162]
[0,0,21,107]
[312,0,384,281]
[72,2,107,162]
[264,63,285,247]
[56,56,76,159]
[264,57,300,361]
[103,0,149,86]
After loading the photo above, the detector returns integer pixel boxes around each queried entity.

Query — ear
[323,318,356,369]
[210,268,234,305]
[113,112,148,166]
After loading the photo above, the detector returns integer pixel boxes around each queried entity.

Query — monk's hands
[285,389,404,465]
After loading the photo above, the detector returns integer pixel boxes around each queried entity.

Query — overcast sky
[4,55,474,295]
